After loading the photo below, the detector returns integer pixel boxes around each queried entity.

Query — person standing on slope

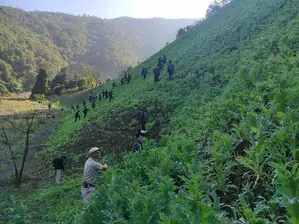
[83,106,88,118]
[132,137,143,152]
[108,90,114,102]
[162,55,167,67]
[75,110,80,122]
[136,108,148,132]
[52,153,67,184]
[153,67,161,83]
[127,73,132,84]
[81,147,108,203]
[158,57,163,70]
[91,100,96,109]
[142,68,148,79]
[112,81,116,89]
[167,60,175,80]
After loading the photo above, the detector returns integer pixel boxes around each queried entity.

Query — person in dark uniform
[153,67,161,83]
[75,110,81,122]
[108,90,114,102]
[167,60,175,80]
[91,100,96,109]
[52,153,67,184]
[83,106,88,118]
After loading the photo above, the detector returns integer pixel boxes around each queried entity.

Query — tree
[176,28,186,39]
[1,113,41,189]
[185,25,192,32]
[0,81,9,95]
[50,68,67,89]
[206,0,221,17]
[85,75,96,87]
[31,69,48,96]
[0,59,22,93]
[206,0,232,17]
[220,0,232,6]
[76,79,87,88]
[0,59,14,83]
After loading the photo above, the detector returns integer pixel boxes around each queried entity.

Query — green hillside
[1,0,299,223]
[0,7,194,94]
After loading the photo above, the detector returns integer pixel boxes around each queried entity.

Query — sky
[0,0,214,19]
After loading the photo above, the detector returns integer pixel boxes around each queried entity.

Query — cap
[89,147,100,154]
[140,130,147,134]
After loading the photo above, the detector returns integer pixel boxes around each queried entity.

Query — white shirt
[82,157,103,185]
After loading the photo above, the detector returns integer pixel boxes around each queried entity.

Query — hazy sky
[0,0,214,19]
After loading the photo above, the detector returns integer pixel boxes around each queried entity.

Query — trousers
[81,186,96,203]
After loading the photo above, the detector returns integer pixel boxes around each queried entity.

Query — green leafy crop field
[1,0,299,223]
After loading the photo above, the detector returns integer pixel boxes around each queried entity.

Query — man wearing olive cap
[81,147,108,203]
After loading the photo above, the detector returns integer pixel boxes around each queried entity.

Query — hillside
[0,7,194,94]
[1,0,299,223]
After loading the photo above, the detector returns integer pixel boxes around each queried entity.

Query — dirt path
[58,86,100,106]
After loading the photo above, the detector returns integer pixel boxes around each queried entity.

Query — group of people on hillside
[80,107,147,203]
[101,89,114,102]
[52,55,177,203]
[52,106,148,203]
[121,71,132,86]
[72,89,115,122]
[141,54,175,83]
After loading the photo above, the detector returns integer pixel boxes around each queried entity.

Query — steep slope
[2,0,299,223]
[70,0,299,222]
[0,7,194,93]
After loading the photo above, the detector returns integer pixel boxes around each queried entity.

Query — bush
[0,192,31,224]
[29,94,46,101]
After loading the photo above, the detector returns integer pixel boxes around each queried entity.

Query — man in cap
[81,147,108,203]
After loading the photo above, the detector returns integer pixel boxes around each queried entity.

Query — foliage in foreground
[74,0,299,222]
[2,0,299,223]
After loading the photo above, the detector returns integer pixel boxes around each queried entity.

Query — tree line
[30,62,102,100]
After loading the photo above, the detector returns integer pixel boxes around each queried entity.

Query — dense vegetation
[1,0,299,223]
[0,6,193,94]
[30,63,102,100]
